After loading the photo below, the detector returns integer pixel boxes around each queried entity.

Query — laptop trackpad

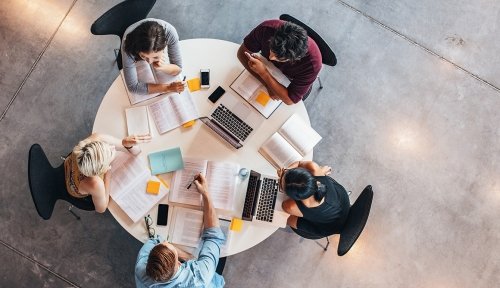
[233,102,251,120]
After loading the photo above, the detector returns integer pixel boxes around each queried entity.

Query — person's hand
[152,58,166,69]
[247,55,267,75]
[193,173,209,196]
[277,167,287,178]
[167,81,185,93]
[122,134,152,148]
[321,165,332,175]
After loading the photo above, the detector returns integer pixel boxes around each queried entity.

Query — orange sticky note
[255,91,271,107]
[146,180,161,195]
[187,78,201,92]
[182,120,196,128]
[229,218,243,232]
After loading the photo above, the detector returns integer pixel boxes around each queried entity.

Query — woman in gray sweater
[122,18,184,95]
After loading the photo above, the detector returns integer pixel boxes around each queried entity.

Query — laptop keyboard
[211,104,253,141]
[255,178,279,222]
[242,175,259,221]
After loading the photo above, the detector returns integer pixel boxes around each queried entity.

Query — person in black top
[279,161,351,236]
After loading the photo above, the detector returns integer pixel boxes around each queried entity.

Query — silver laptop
[200,92,264,149]
[240,170,289,227]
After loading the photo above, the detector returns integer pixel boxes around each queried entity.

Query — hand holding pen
[186,172,201,189]
[188,173,209,196]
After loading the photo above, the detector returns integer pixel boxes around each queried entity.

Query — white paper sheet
[125,106,150,136]
[170,207,204,248]
[109,151,169,222]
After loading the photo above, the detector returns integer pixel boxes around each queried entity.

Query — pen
[182,75,186,82]
[186,172,201,189]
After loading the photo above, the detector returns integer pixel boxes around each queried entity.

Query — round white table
[93,38,313,256]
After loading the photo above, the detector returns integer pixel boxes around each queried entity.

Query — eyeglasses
[144,214,155,238]
[278,168,288,191]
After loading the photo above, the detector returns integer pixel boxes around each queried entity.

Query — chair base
[315,236,330,251]
[68,205,81,220]
[318,76,323,89]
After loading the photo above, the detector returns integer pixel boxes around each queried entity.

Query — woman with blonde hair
[64,133,151,213]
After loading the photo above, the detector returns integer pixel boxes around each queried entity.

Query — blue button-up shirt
[135,227,226,288]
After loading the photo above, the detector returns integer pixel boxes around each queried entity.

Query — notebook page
[205,161,240,211]
[230,70,262,100]
[169,158,207,206]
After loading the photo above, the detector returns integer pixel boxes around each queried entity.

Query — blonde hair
[73,140,114,177]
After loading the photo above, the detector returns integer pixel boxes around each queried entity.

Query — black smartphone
[208,86,225,103]
[157,204,168,226]
[201,69,210,89]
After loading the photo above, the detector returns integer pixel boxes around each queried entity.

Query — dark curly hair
[283,167,326,202]
[269,21,309,62]
[124,21,167,61]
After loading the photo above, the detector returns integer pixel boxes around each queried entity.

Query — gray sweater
[121,18,182,95]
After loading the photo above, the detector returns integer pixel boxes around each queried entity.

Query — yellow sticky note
[182,120,196,128]
[230,218,243,232]
[255,91,271,107]
[146,180,161,195]
[187,78,201,92]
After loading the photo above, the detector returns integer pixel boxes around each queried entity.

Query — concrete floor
[1,0,499,287]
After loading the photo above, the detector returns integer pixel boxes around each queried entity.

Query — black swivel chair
[90,0,157,70]
[28,144,95,220]
[279,14,337,100]
[292,185,373,256]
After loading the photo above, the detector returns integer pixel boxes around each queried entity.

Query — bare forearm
[202,194,219,228]
[259,72,294,105]
[148,83,172,94]
[155,64,181,75]
[237,46,265,82]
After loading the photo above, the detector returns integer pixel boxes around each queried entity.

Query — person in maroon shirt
[237,19,322,104]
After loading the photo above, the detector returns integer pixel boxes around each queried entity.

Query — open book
[230,55,291,118]
[169,158,240,211]
[148,90,199,134]
[109,151,169,222]
[122,60,179,105]
[259,114,322,169]
[168,206,232,253]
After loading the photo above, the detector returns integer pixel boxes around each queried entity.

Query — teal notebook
[148,147,184,175]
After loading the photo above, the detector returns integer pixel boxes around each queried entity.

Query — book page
[170,207,204,248]
[259,133,302,169]
[168,90,200,124]
[125,106,150,136]
[169,158,208,206]
[121,61,161,105]
[205,161,239,211]
[148,97,178,134]
[152,67,180,84]
[109,152,168,222]
[279,114,322,156]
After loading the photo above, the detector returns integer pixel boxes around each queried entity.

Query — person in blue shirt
[135,173,225,287]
